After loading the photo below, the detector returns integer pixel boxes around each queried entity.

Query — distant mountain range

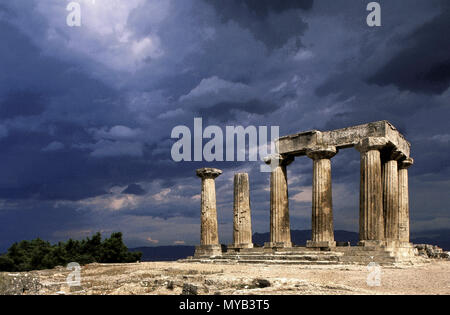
[131,229,450,261]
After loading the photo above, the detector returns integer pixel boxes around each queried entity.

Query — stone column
[264,154,294,248]
[194,168,222,257]
[398,158,413,243]
[232,173,253,249]
[382,151,401,241]
[306,146,337,248]
[356,137,388,245]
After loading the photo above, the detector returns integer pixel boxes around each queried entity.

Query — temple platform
[180,243,419,266]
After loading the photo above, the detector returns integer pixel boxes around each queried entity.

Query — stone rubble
[414,244,449,259]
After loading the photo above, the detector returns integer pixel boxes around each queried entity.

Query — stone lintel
[277,121,410,158]
[196,168,223,179]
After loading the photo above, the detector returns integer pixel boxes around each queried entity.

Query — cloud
[77,193,139,212]
[122,183,146,196]
[180,76,259,112]
[431,134,450,143]
[42,141,65,152]
[180,76,252,105]
[0,0,449,250]
[204,0,313,49]
[291,186,312,203]
[0,91,46,119]
[0,124,8,139]
[368,10,450,95]
[92,125,142,141]
[180,76,280,116]
[151,188,171,202]
[147,237,159,244]
[76,140,144,158]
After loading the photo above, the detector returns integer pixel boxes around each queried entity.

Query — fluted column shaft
[306,146,337,247]
[196,168,222,246]
[356,138,388,243]
[265,155,294,247]
[398,158,414,243]
[383,159,399,240]
[201,177,219,245]
[233,173,253,248]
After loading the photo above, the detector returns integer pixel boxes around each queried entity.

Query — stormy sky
[0,0,449,250]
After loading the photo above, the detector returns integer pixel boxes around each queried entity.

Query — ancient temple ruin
[187,121,417,265]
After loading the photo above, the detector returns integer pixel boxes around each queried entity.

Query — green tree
[0,232,142,272]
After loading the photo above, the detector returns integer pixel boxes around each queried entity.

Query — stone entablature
[277,121,410,159]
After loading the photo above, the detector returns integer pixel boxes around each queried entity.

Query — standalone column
[194,168,223,257]
[264,154,294,248]
[306,146,337,248]
[398,158,413,243]
[356,137,388,245]
[383,151,401,241]
[232,173,253,249]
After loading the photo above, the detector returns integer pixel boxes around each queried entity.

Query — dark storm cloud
[0,203,92,251]
[197,99,278,120]
[0,91,46,118]
[0,0,449,249]
[206,0,314,19]
[368,9,450,95]
[204,0,313,48]
[0,19,145,202]
[122,183,146,196]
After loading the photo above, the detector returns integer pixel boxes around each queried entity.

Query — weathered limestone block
[306,146,337,248]
[264,154,294,248]
[232,173,253,249]
[356,137,388,245]
[195,168,222,257]
[398,158,413,243]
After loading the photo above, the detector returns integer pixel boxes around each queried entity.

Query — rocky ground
[1,259,449,295]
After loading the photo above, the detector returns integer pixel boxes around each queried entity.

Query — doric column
[398,158,414,243]
[306,146,337,248]
[356,137,388,245]
[264,154,294,248]
[194,168,222,257]
[232,173,253,249]
[382,150,402,241]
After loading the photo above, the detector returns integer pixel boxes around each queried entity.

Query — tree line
[0,232,141,272]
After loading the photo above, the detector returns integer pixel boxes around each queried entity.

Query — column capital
[196,168,223,179]
[263,154,294,167]
[306,145,337,160]
[355,137,389,153]
[399,157,414,169]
